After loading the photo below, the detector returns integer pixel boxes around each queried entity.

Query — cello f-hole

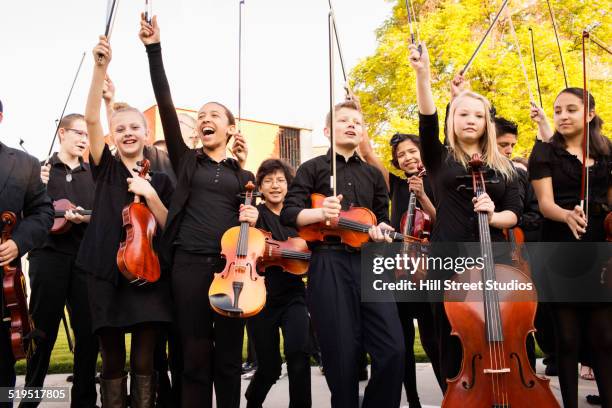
[462,353,482,390]
[510,352,535,389]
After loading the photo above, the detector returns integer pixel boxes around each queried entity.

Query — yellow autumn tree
[351,0,611,167]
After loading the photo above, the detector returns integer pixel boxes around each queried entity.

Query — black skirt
[87,273,173,333]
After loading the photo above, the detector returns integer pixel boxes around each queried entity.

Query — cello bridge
[483,368,511,374]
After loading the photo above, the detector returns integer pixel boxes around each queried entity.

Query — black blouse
[256,204,305,306]
[419,112,521,242]
[389,172,435,232]
[76,146,174,283]
[528,139,611,242]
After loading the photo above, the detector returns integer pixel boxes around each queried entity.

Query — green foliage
[351,0,611,165]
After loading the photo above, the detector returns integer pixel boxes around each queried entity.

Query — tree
[351,0,611,167]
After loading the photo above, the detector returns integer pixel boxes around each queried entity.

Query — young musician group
[1,14,610,408]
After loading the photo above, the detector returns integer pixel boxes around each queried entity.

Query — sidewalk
[16,359,599,407]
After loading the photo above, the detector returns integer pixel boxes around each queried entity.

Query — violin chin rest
[209,293,243,315]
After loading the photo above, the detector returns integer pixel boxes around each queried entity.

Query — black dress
[76,145,174,333]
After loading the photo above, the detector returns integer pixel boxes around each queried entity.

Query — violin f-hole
[510,352,535,389]
[462,353,482,390]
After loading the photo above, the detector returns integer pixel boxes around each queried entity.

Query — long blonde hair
[446,91,515,180]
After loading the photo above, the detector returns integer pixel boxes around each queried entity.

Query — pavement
[14,359,601,407]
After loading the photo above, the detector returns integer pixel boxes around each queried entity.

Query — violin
[1,212,35,360]
[51,199,92,235]
[258,231,310,276]
[298,193,405,248]
[116,159,161,285]
[399,166,431,241]
[397,166,431,281]
[209,182,267,318]
[442,155,559,408]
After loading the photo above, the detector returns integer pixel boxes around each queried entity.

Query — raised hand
[139,14,160,45]
[408,42,429,73]
[102,75,115,105]
[93,35,112,66]
[450,73,470,99]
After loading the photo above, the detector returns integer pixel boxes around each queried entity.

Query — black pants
[245,296,311,408]
[397,301,443,404]
[19,250,98,408]
[171,250,244,408]
[154,326,182,407]
[307,249,405,408]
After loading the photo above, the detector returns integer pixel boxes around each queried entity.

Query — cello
[442,155,559,408]
[209,181,267,318]
[258,231,310,276]
[1,211,35,360]
[116,159,161,285]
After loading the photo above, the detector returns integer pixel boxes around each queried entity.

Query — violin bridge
[483,368,511,374]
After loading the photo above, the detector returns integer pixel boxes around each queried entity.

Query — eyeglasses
[261,178,287,186]
[65,128,89,138]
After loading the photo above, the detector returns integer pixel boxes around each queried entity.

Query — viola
[209,182,267,318]
[258,230,310,276]
[442,154,559,408]
[298,193,405,248]
[399,166,431,240]
[51,199,92,235]
[1,212,35,360]
[116,159,161,285]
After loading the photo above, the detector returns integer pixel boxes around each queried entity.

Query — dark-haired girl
[80,36,174,408]
[139,16,258,408]
[245,159,311,408]
[529,87,612,408]
[359,131,442,406]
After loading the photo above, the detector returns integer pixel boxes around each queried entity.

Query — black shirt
[35,153,95,255]
[144,145,177,187]
[529,139,611,242]
[256,204,305,306]
[419,111,522,242]
[145,42,255,261]
[280,150,390,235]
[389,172,435,231]
[176,152,253,254]
[76,145,174,283]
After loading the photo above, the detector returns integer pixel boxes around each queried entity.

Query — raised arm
[84,36,111,165]
[530,105,554,142]
[139,14,188,172]
[410,43,435,115]
[358,127,390,190]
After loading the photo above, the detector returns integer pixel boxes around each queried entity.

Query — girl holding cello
[139,15,258,408]
[359,131,442,406]
[409,42,522,387]
[529,87,612,408]
[78,36,174,407]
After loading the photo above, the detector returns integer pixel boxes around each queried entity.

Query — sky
[0,0,394,159]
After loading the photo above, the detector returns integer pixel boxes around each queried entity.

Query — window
[279,127,300,169]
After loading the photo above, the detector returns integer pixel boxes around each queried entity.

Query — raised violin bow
[238,0,245,133]
[506,8,536,106]
[328,9,337,198]
[404,0,422,54]
[144,0,152,25]
[545,0,568,88]
[580,30,591,220]
[460,0,509,76]
[46,52,86,162]
[98,0,121,62]
[528,28,544,108]
[327,0,354,100]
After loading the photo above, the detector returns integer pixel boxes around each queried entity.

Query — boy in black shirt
[20,114,99,408]
[281,100,405,408]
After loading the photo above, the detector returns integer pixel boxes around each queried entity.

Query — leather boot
[99,374,127,408]
[130,373,156,408]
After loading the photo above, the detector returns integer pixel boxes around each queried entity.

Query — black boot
[130,373,156,408]
[99,374,127,408]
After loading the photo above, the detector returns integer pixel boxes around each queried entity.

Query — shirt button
[214,180,219,183]
[348,182,352,186]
